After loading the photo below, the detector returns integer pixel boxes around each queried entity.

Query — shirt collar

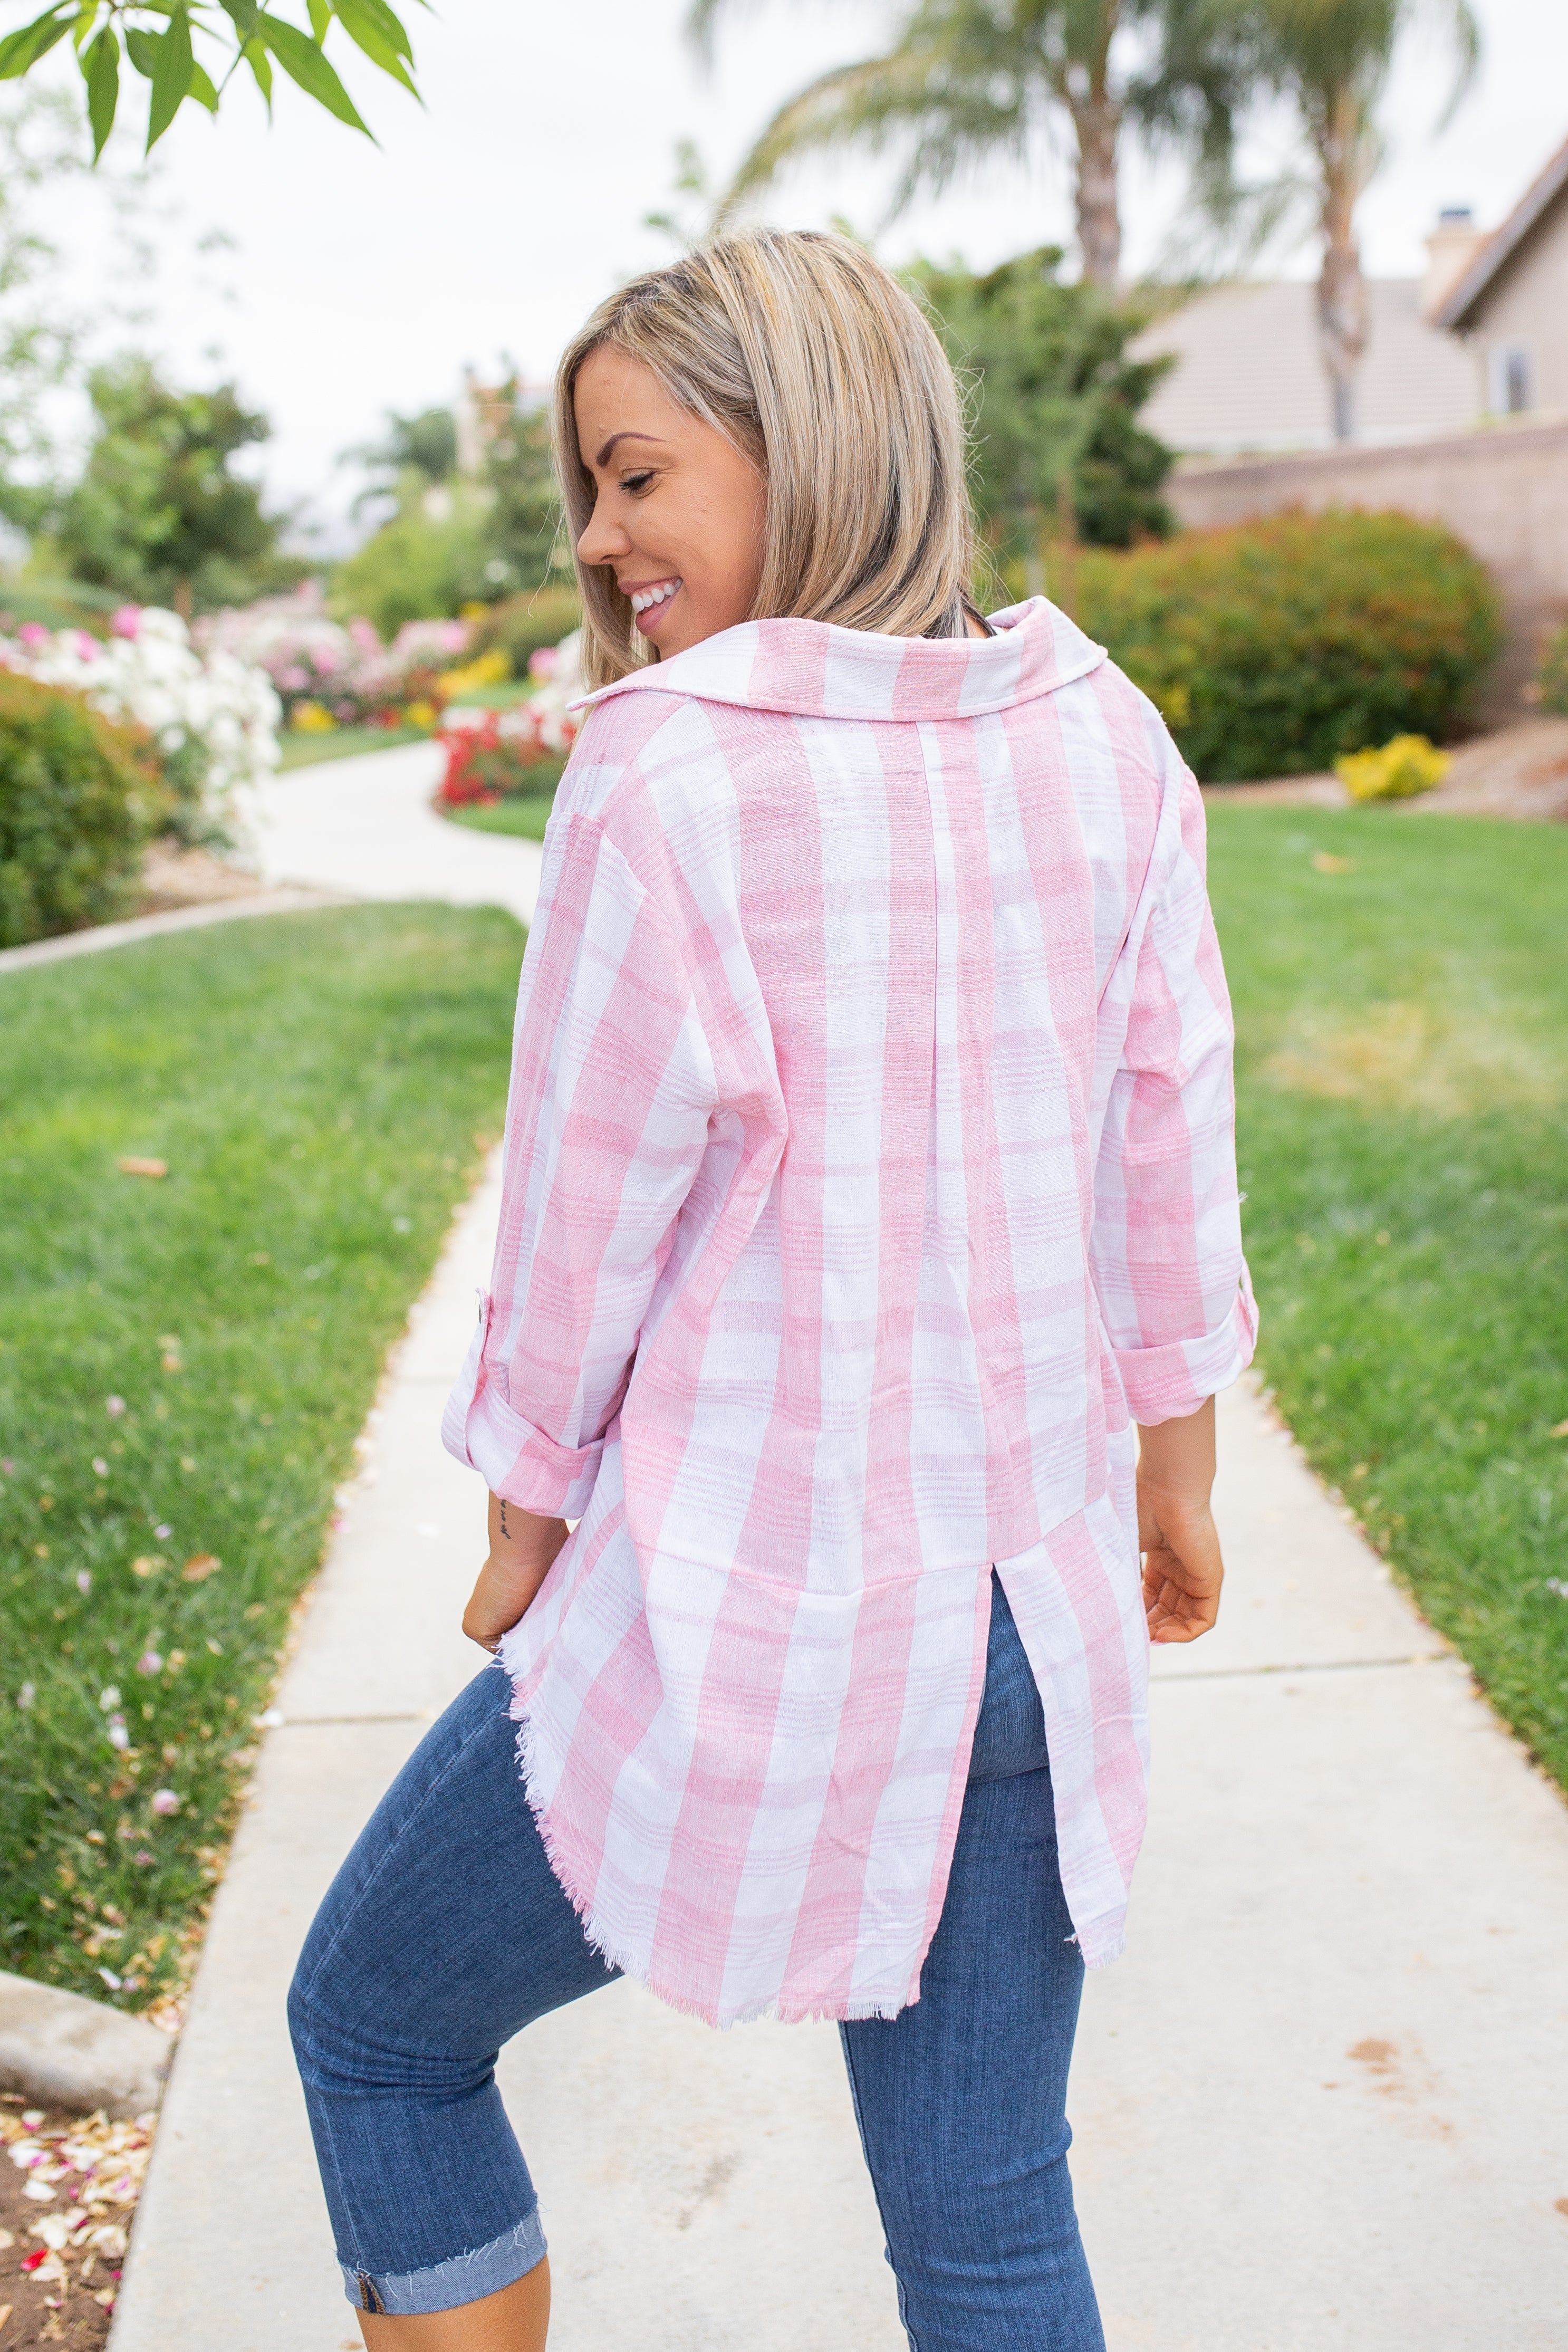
[570,597,1105,724]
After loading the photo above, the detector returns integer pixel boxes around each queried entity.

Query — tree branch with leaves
[0,0,421,160]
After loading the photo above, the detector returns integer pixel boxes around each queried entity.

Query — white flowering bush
[0,606,280,843]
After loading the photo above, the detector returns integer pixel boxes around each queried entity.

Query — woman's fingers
[461,1553,550,1652]
[1139,1502,1225,1644]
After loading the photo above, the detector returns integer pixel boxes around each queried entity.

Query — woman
[291,228,1256,2351]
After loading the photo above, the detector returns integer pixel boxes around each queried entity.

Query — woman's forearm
[1134,1394,1216,1508]
[1135,1395,1224,1643]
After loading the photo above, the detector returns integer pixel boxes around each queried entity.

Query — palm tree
[690,0,1250,290]
[1240,0,1479,439]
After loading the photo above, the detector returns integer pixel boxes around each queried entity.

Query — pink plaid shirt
[444,598,1256,2026]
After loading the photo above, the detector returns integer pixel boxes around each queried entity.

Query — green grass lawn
[1208,804,1568,1787]
[276,723,432,770]
[444,790,559,842]
[0,906,521,2012]
[439,752,568,843]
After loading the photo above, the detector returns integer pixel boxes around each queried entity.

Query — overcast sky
[36,0,1568,540]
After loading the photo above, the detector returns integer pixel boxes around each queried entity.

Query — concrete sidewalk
[110,1169,1568,2350]
[241,741,545,925]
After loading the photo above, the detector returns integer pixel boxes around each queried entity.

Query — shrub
[1534,622,1568,715]
[1334,734,1450,801]
[1076,511,1503,781]
[329,500,492,640]
[0,675,166,946]
[463,587,581,678]
[910,249,1175,558]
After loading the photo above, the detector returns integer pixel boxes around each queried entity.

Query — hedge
[464,585,581,678]
[0,674,165,947]
[1076,510,1503,781]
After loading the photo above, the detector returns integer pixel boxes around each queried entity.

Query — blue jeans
[289,1578,1104,2350]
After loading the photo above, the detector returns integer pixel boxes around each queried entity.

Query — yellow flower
[1334,735,1451,802]
[437,649,511,698]
[405,699,437,728]
[291,699,338,734]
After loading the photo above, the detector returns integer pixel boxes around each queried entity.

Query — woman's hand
[1136,1396,1225,1644]
[462,1493,571,1654]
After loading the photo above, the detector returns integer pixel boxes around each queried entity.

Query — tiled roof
[1130,279,1477,455]
[1435,133,1568,330]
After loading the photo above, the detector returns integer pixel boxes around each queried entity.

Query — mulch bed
[0,2098,153,2350]
[133,841,265,917]
[1202,717,1568,820]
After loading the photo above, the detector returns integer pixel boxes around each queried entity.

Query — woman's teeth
[630,579,681,613]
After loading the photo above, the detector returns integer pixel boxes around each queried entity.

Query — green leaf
[146,3,193,149]
[257,9,368,131]
[306,0,328,37]
[84,21,118,156]
[0,6,75,80]
[243,31,271,104]
[125,25,157,74]
[217,0,261,36]
[335,0,410,62]
[187,54,217,107]
[332,0,413,92]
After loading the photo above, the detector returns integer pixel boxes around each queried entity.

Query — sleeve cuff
[440,1291,605,1518]
[1114,1268,1259,1425]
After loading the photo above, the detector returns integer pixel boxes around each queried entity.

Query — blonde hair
[554,228,979,689]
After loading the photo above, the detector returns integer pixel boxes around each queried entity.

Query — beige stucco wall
[1168,416,1568,718]
[1457,195,1568,417]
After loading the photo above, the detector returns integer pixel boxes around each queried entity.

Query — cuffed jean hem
[340,2204,547,2316]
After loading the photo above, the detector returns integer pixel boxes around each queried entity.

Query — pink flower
[73,630,98,659]
[151,1788,180,1814]
[136,1650,162,1676]
[105,1397,126,1419]
[18,621,48,648]
[110,606,142,639]
[528,648,558,679]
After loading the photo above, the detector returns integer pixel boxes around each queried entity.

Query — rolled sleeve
[1110,1265,1259,1425]
[442,810,716,1514]
[1092,745,1258,1424]
[441,1291,607,1518]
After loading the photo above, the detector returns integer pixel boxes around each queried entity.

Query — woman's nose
[576,495,630,571]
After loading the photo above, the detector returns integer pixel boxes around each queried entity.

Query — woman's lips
[629,577,682,634]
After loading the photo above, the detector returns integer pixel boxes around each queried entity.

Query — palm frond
[1432,0,1480,129]
[719,9,1052,223]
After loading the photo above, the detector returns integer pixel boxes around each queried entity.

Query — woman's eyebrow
[594,429,668,467]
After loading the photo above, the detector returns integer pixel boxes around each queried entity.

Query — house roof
[1129,279,1477,456]
[1436,132,1568,331]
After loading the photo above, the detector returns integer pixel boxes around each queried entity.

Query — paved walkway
[240,741,545,925]
[107,745,1568,2348]
[109,1162,1568,2350]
